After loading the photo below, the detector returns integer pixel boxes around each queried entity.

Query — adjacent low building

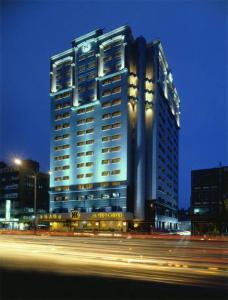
[48,25,180,232]
[0,160,49,229]
[191,166,228,235]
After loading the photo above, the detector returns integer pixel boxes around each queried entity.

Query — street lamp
[14,158,38,233]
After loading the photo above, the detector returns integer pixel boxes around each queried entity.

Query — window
[86,162,94,167]
[102,171,110,176]
[111,134,121,140]
[63,134,70,139]
[86,106,95,112]
[77,119,86,125]
[102,148,109,153]
[111,146,120,152]
[78,76,86,82]
[103,44,111,52]
[112,111,121,117]
[87,72,96,80]
[86,117,94,123]
[63,176,69,180]
[102,78,112,85]
[77,108,85,115]
[63,123,70,128]
[102,159,109,164]
[78,86,86,93]
[111,158,120,163]
[77,141,85,146]
[112,122,121,129]
[102,124,111,131]
[103,55,112,62]
[101,193,110,199]
[112,75,121,82]
[55,125,62,131]
[86,173,93,178]
[54,196,62,201]
[112,98,121,106]
[102,113,111,120]
[111,170,120,175]
[102,101,111,108]
[77,174,84,179]
[63,165,70,170]
[86,151,94,156]
[63,112,70,119]
[112,86,121,94]
[78,65,86,73]
[112,181,120,186]
[55,177,61,181]
[86,139,94,145]
[86,128,94,134]
[77,130,85,136]
[102,89,111,97]
[102,136,110,142]
[77,163,84,168]
[77,152,85,157]
[88,62,96,69]
[100,182,109,187]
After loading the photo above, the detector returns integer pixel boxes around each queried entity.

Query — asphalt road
[0,234,227,300]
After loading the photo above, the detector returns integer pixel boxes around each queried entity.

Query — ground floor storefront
[38,211,134,232]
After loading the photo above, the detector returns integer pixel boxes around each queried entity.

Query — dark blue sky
[1,0,227,208]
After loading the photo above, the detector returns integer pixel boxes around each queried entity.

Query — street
[0,234,227,299]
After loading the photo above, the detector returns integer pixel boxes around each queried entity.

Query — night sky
[1,0,227,208]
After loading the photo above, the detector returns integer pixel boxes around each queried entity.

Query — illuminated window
[86,106,95,112]
[102,124,111,131]
[102,113,111,120]
[103,44,111,52]
[77,152,85,157]
[54,135,62,140]
[86,117,94,123]
[78,76,86,82]
[111,134,121,140]
[85,162,94,167]
[111,146,120,152]
[86,173,93,177]
[55,177,61,181]
[88,62,96,69]
[102,89,111,97]
[77,174,84,179]
[102,78,112,85]
[100,182,109,187]
[103,55,112,62]
[63,112,70,119]
[86,151,94,156]
[77,141,85,147]
[114,51,121,59]
[112,98,121,106]
[63,123,70,128]
[101,193,110,199]
[63,165,70,170]
[111,158,120,163]
[112,75,121,82]
[77,163,84,168]
[77,119,86,125]
[112,111,121,118]
[55,125,62,131]
[102,148,109,153]
[63,176,69,180]
[111,170,120,175]
[55,114,62,121]
[54,196,62,201]
[78,65,86,73]
[77,130,85,136]
[63,134,70,139]
[102,171,110,176]
[87,72,96,80]
[77,108,85,115]
[102,136,110,142]
[112,86,121,94]
[102,159,109,164]
[112,122,121,129]
[86,139,94,145]
[86,128,94,134]
[102,101,111,108]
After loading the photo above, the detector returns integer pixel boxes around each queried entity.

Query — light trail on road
[0,235,227,289]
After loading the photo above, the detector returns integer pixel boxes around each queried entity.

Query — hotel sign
[71,211,80,219]
[39,214,62,221]
[90,212,123,220]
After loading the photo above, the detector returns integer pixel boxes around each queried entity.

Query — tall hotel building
[48,25,180,232]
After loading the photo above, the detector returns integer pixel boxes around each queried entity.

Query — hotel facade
[47,25,180,232]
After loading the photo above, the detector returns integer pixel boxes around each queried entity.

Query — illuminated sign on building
[71,211,80,219]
